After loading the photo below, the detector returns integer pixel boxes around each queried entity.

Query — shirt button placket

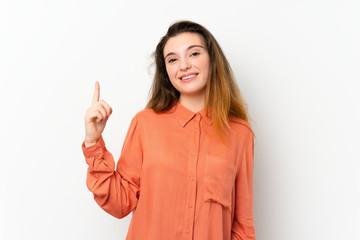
[186,113,201,238]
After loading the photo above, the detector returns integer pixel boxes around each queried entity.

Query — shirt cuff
[81,135,106,158]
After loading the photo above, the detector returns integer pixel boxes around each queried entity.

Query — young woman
[82,20,256,240]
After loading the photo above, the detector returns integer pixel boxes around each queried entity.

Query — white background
[1,0,359,239]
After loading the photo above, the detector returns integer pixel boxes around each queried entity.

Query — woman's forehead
[164,32,206,56]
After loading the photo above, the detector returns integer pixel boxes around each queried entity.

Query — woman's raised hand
[84,81,113,147]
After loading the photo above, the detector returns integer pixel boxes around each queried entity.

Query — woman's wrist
[84,141,96,148]
[84,137,100,147]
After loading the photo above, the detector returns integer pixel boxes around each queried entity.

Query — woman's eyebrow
[164,45,205,59]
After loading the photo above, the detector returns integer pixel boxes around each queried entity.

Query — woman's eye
[191,52,200,57]
[168,58,177,63]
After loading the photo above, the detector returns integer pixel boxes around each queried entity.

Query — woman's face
[163,32,210,100]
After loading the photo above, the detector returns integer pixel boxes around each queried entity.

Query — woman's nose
[179,58,191,71]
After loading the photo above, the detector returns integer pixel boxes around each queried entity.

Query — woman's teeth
[181,74,197,80]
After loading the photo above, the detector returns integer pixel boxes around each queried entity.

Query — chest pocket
[203,155,237,210]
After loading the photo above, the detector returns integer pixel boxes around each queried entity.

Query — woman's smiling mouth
[180,73,198,81]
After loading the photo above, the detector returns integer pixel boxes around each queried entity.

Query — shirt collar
[167,101,213,127]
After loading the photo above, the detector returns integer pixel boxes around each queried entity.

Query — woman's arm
[231,131,256,240]
[81,115,142,219]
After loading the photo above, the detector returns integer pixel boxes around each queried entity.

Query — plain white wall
[1,0,359,239]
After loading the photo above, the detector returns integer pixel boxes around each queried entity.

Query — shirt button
[194,128,198,133]
[192,152,196,156]
[186,229,191,234]
[190,176,194,181]
[188,205,192,208]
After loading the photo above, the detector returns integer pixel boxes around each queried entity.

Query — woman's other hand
[84,81,113,147]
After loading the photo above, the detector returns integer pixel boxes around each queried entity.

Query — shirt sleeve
[81,115,142,219]
[231,131,256,240]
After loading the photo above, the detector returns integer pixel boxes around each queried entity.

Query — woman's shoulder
[229,116,254,137]
[132,108,154,119]
[132,108,165,122]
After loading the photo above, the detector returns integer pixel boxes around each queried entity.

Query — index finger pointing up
[92,81,100,105]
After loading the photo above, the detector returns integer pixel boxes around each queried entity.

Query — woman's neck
[179,93,205,113]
